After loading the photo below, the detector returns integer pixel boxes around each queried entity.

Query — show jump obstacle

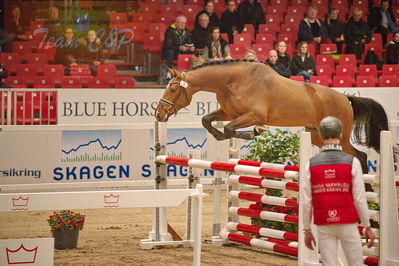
[153,121,398,266]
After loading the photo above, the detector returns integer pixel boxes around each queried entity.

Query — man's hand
[365,227,375,248]
[305,231,316,250]
[313,37,321,43]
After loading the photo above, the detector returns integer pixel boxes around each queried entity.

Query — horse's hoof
[235,131,255,140]
[214,135,226,141]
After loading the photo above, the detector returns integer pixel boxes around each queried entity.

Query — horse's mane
[188,58,266,72]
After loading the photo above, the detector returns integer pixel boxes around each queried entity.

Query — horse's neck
[186,67,227,95]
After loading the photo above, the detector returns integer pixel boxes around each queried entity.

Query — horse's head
[155,68,193,122]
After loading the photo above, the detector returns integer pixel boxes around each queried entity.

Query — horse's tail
[346,95,389,153]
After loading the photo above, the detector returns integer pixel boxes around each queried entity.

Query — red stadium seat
[88,78,110,88]
[270,0,288,6]
[17,64,38,85]
[148,23,167,42]
[265,15,282,25]
[336,65,356,80]
[182,5,202,17]
[267,5,287,15]
[382,64,399,76]
[109,12,128,26]
[316,55,334,68]
[143,33,162,53]
[12,42,33,60]
[379,75,399,87]
[61,77,83,88]
[127,23,147,43]
[4,77,28,88]
[252,43,273,61]
[114,77,135,88]
[255,33,274,45]
[356,76,376,87]
[71,65,91,76]
[36,42,57,62]
[154,12,176,27]
[186,0,204,6]
[364,43,383,59]
[177,54,195,71]
[338,54,357,67]
[370,33,383,46]
[258,24,279,35]
[43,65,64,86]
[309,75,332,86]
[26,53,48,65]
[286,6,306,15]
[230,44,247,58]
[284,14,303,25]
[132,13,152,24]
[317,65,334,78]
[280,23,298,34]
[277,33,295,46]
[140,3,160,14]
[234,34,252,49]
[97,64,117,77]
[320,43,338,54]
[332,75,353,87]
[290,76,305,81]
[358,64,378,77]
[0,53,20,75]
[33,77,55,88]
[242,24,255,41]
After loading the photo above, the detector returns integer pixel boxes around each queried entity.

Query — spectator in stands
[237,0,265,33]
[275,40,291,69]
[368,0,397,46]
[0,28,14,52]
[192,14,211,52]
[267,50,292,78]
[220,0,243,43]
[45,6,63,40]
[243,49,258,61]
[195,1,219,29]
[298,6,329,50]
[345,8,371,59]
[0,64,11,88]
[162,16,195,68]
[385,31,399,64]
[290,42,316,81]
[55,28,79,75]
[203,27,232,60]
[5,6,31,41]
[79,30,104,76]
[324,7,345,54]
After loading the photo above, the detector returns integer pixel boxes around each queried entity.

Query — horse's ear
[173,69,183,79]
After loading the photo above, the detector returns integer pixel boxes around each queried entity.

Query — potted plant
[245,127,300,233]
[47,210,85,249]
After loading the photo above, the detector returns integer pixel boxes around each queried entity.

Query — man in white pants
[303,116,375,266]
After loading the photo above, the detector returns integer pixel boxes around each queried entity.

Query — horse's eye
[170,87,176,92]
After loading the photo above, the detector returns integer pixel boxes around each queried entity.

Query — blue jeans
[297,70,313,80]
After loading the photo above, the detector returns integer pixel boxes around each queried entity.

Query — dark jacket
[385,40,399,64]
[324,18,345,42]
[191,25,211,49]
[0,64,11,88]
[195,10,219,29]
[162,24,193,56]
[298,18,328,43]
[55,38,80,65]
[368,7,397,33]
[268,61,292,78]
[345,17,371,56]
[290,55,316,75]
[205,38,229,58]
[44,19,64,40]
[237,0,265,29]
[5,18,27,41]
[220,10,243,37]
[79,36,103,64]
[277,53,291,69]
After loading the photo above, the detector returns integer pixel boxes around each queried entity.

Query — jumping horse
[155,59,390,173]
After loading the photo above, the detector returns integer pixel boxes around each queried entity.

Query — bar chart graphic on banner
[61,130,122,162]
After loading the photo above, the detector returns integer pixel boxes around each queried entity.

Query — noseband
[158,72,190,118]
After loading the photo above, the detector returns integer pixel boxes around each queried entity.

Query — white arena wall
[0,87,398,187]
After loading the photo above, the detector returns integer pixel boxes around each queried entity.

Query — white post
[379,131,399,265]
[186,149,201,242]
[227,138,240,224]
[298,132,321,266]
[192,184,203,266]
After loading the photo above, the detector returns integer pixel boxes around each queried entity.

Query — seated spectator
[267,50,292,78]
[5,6,31,41]
[0,28,14,52]
[195,1,219,29]
[243,49,258,61]
[368,0,397,46]
[345,8,371,59]
[55,28,80,75]
[275,40,291,69]
[290,42,316,81]
[220,0,243,43]
[324,7,345,54]
[0,64,11,88]
[192,14,211,52]
[79,30,104,76]
[298,6,329,50]
[44,6,63,40]
[385,31,399,64]
[162,16,195,68]
[237,0,265,33]
[203,27,232,60]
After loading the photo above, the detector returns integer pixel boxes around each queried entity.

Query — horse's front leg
[224,112,260,140]
[202,109,230,141]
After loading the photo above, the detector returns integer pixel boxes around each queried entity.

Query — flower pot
[52,228,79,249]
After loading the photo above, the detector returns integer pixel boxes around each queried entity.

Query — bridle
[158,72,191,118]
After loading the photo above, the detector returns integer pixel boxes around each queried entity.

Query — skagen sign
[57,89,219,124]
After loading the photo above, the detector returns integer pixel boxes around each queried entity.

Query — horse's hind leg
[202,109,230,141]
[224,112,260,140]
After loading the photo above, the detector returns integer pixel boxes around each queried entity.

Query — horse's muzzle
[155,105,169,122]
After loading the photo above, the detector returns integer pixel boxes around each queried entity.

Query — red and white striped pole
[229,191,298,208]
[229,158,300,171]
[219,230,298,257]
[229,175,299,191]
[229,207,298,224]
[227,222,298,241]
[156,155,299,179]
